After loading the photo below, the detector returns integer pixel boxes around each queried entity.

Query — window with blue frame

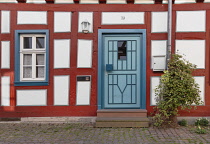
[15,30,49,86]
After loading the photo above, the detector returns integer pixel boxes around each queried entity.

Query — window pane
[23,67,32,78]
[36,54,45,65]
[24,37,32,49]
[23,54,32,65]
[118,41,127,60]
[36,66,45,78]
[36,37,45,49]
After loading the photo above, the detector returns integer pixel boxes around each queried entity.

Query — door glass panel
[23,37,32,49]
[118,41,127,60]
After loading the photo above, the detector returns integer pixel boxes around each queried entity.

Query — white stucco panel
[102,12,144,25]
[54,39,70,69]
[175,40,205,69]
[106,0,126,3]
[26,0,46,3]
[17,11,47,24]
[0,0,17,3]
[17,90,47,106]
[54,12,71,32]
[54,0,74,3]
[1,41,10,69]
[194,76,205,105]
[151,40,167,69]
[80,0,99,4]
[176,11,206,32]
[76,81,91,105]
[152,12,167,33]
[54,76,70,105]
[150,77,160,106]
[1,11,10,33]
[77,39,92,68]
[78,12,93,33]
[1,76,10,106]
[135,0,154,4]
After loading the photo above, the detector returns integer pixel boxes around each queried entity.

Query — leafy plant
[152,54,202,127]
[195,118,209,126]
[195,126,207,134]
[178,119,188,126]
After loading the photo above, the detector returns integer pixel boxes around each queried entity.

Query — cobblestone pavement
[0,122,210,144]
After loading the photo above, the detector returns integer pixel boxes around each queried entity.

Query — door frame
[98,29,146,110]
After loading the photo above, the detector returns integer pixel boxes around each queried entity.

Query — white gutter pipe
[166,0,172,69]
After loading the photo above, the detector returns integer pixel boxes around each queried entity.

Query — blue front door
[103,34,142,109]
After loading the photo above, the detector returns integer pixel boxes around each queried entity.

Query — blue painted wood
[14,30,49,86]
[98,29,147,110]
[104,36,140,108]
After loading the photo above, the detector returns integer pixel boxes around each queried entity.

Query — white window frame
[20,34,46,81]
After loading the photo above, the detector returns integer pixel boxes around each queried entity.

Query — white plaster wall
[77,39,92,68]
[204,0,210,2]
[26,0,46,3]
[135,0,154,4]
[1,11,10,33]
[175,40,205,69]
[0,0,17,3]
[152,12,167,33]
[54,76,69,105]
[106,0,126,4]
[102,12,144,25]
[78,12,93,33]
[17,11,47,25]
[1,76,10,106]
[80,0,99,3]
[1,41,10,69]
[151,40,167,69]
[176,11,206,32]
[150,77,160,106]
[17,90,47,106]
[54,12,71,32]
[76,81,91,105]
[194,76,205,105]
[54,0,74,3]
[54,39,70,69]
[163,0,195,3]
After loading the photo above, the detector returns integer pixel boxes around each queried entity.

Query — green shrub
[195,126,207,134]
[152,54,203,128]
[195,118,209,126]
[178,119,188,126]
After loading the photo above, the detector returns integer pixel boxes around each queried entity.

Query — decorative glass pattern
[108,74,136,104]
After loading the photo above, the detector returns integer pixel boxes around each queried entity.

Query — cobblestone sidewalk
[0,122,209,144]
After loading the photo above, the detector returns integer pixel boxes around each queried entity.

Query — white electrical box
[153,55,166,71]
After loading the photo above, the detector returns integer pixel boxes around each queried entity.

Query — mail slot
[106,64,113,71]
[77,76,91,81]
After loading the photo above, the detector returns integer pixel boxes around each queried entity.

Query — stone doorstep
[97,109,147,113]
[96,117,149,122]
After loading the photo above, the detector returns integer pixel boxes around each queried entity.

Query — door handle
[106,64,113,71]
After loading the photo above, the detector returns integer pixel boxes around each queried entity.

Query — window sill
[14,81,49,86]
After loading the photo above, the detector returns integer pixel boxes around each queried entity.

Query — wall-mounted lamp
[81,20,90,33]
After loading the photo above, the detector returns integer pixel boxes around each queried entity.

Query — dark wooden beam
[196,0,204,3]
[17,0,26,3]
[73,0,80,4]
[45,0,54,3]
[126,0,134,4]
[154,0,162,4]
[99,0,106,3]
